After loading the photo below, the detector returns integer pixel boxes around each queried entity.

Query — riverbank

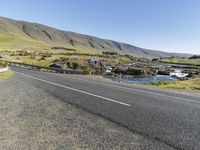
[148,77,200,91]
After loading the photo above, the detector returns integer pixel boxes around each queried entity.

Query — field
[160,57,200,66]
[148,77,200,91]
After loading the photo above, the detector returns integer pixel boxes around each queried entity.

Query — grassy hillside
[0,17,192,59]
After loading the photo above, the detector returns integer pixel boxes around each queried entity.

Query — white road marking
[15,72,131,107]
[69,76,200,105]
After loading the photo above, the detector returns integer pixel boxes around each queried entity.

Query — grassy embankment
[149,57,199,91]
[160,57,200,66]
[148,77,200,91]
[0,69,13,80]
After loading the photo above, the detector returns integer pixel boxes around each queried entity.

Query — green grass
[0,47,136,70]
[0,31,102,55]
[148,80,176,86]
[0,69,13,80]
[0,29,135,69]
[160,57,200,66]
[148,77,200,91]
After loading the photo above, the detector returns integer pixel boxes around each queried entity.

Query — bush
[125,54,136,61]
[10,53,15,56]
[40,52,52,58]
[148,80,175,86]
[103,51,118,55]
[18,51,31,56]
[189,55,200,59]
[72,62,79,70]
[113,67,126,74]
[51,47,76,51]
[83,67,92,75]
[40,56,46,60]
[126,67,144,75]
[66,61,71,68]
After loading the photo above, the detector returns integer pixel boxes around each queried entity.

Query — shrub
[83,67,92,75]
[103,51,118,55]
[72,62,79,70]
[40,52,52,58]
[148,80,175,86]
[126,67,144,75]
[113,67,126,74]
[10,53,15,56]
[40,56,46,60]
[18,51,31,56]
[189,55,200,59]
[66,61,71,68]
[51,47,76,51]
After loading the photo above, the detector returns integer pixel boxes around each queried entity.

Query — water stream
[104,75,176,84]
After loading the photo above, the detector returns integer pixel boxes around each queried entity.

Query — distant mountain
[0,17,192,59]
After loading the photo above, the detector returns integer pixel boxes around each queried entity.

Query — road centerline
[14,71,131,107]
[68,76,200,106]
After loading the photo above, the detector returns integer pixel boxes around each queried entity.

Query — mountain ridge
[0,16,192,58]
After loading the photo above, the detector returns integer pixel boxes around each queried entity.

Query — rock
[126,68,144,75]
[49,63,62,69]
[157,70,170,75]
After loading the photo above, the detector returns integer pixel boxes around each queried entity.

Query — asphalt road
[10,67,200,150]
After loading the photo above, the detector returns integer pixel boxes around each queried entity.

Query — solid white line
[69,76,200,105]
[15,72,131,107]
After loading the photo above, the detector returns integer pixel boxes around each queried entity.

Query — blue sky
[0,0,200,54]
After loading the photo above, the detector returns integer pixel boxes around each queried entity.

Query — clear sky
[0,0,200,54]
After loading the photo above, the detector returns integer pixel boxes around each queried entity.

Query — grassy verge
[147,77,200,91]
[0,69,13,80]
[160,57,200,66]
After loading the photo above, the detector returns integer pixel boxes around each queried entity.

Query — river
[104,75,176,84]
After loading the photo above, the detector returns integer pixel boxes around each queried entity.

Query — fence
[7,61,83,74]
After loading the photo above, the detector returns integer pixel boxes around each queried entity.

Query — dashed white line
[69,76,200,105]
[15,72,131,107]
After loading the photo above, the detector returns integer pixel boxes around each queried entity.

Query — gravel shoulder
[0,74,175,150]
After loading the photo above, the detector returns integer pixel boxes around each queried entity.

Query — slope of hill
[0,17,192,58]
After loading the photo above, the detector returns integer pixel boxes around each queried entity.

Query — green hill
[0,17,192,58]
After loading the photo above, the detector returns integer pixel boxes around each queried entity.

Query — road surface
[8,67,200,149]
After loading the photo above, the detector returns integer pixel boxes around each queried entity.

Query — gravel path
[0,75,175,150]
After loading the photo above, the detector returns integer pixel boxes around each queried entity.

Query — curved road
[11,67,200,150]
